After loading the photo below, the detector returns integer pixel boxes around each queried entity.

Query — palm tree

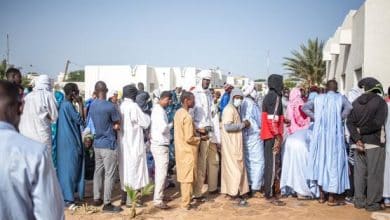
[283,38,326,86]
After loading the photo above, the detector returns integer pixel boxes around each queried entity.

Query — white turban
[242,85,257,99]
[34,74,51,91]
[198,70,212,80]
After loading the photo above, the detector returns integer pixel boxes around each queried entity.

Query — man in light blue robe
[56,83,85,207]
[0,80,64,220]
[241,85,264,196]
[303,80,352,205]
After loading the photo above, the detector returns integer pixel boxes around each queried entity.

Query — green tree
[65,70,84,82]
[283,38,325,86]
[0,59,7,80]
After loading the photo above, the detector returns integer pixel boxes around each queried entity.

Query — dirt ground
[64,180,390,220]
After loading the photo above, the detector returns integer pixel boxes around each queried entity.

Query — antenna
[266,49,270,75]
[6,34,10,67]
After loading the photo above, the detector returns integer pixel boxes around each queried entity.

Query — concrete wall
[85,65,132,99]
[363,0,390,89]
[344,4,365,92]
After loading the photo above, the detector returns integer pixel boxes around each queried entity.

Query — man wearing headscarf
[240,85,264,197]
[118,84,151,207]
[347,77,387,211]
[19,75,58,160]
[136,82,152,115]
[192,70,219,199]
[303,80,352,206]
[221,88,250,206]
[260,74,286,206]
[286,87,310,135]
[220,84,234,114]
[280,87,312,199]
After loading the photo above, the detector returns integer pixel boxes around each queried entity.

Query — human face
[202,79,211,90]
[13,73,22,85]
[160,96,172,108]
[186,95,195,109]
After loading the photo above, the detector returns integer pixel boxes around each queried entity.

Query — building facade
[323,0,390,94]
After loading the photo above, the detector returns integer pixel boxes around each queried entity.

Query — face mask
[233,98,242,107]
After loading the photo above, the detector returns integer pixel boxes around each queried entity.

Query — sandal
[297,195,312,201]
[327,201,346,206]
[270,199,286,206]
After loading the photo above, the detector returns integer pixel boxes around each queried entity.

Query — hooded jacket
[260,74,284,140]
[347,92,387,147]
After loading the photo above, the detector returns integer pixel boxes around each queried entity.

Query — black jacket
[347,92,387,147]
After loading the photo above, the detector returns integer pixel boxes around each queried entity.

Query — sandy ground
[64,180,390,220]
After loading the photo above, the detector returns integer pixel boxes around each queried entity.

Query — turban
[123,84,138,101]
[358,77,383,94]
[198,70,212,80]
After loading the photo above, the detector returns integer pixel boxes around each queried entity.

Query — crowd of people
[1,67,390,219]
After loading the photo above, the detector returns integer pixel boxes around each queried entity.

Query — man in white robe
[19,74,58,156]
[150,91,173,209]
[119,84,151,206]
[192,70,218,199]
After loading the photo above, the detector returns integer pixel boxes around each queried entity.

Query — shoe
[208,190,219,195]
[92,199,103,207]
[102,203,123,213]
[345,197,354,204]
[154,202,170,209]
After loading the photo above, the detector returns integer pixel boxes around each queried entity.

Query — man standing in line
[19,75,58,158]
[118,84,151,207]
[303,80,353,206]
[151,91,173,209]
[192,70,218,200]
[174,91,208,210]
[56,83,85,207]
[241,85,264,197]
[221,88,250,206]
[347,78,387,211]
[89,81,122,213]
[0,80,64,220]
[260,74,286,206]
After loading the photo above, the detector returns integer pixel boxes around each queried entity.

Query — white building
[323,0,390,94]
[84,65,231,99]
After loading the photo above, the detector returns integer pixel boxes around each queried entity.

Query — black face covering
[358,77,383,94]
[267,74,283,96]
[123,85,138,101]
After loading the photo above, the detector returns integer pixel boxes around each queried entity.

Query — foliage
[283,38,326,86]
[125,183,154,218]
[65,70,85,82]
[283,80,297,89]
[0,59,7,80]
[21,75,32,88]
[254,78,266,82]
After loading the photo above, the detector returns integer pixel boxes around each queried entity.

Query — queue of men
[1,66,390,220]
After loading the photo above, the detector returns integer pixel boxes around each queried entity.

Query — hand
[273,135,282,154]
[243,120,251,128]
[284,119,291,127]
[356,140,365,153]
[200,135,209,141]
[197,128,207,135]
[113,124,120,131]
[216,143,221,152]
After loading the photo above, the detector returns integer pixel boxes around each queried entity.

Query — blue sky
[0,0,364,79]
